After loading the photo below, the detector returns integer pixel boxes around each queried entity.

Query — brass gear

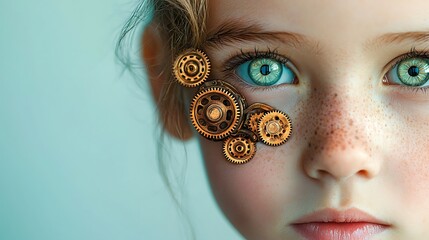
[245,112,264,133]
[258,110,292,146]
[172,49,211,88]
[190,86,243,140]
[223,136,256,164]
[243,102,274,136]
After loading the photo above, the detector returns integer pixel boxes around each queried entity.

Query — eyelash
[223,48,289,73]
[223,48,291,91]
[385,47,429,94]
[222,47,429,95]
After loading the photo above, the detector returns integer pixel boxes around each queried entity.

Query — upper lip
[292,207,391,226]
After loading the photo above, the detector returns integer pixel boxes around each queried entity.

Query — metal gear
[172,49,211,88]
[190,86,243,140]
[243,102,274,134]
[244,103,274,114]
[258,110,292,146]
[245,112,264,133]
[223,136,256,164]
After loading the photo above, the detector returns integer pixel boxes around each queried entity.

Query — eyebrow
[204,20,314,50]
[368,32,429,47]
[204,20,429,52]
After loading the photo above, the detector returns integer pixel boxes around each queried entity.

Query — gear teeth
[190,85,243,140]
[245,112,264,134]
[257,110,292,146]
[172,49,211,88]
[222,136,256,164]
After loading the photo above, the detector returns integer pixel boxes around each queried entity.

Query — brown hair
[117,0,208,140]
[116,1,209,238]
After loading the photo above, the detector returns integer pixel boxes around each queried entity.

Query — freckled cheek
[200,140,294,234]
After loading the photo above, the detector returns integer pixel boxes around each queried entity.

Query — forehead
[207,0,429,49]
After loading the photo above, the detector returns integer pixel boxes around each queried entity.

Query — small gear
[258,110,292,146]
[172,49,211,88]
[190,86,243,140]
[223,136,256,164]
[245,112,264,133]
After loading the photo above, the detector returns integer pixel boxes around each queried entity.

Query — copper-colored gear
[244,103,274,114]
[243,102,274,136]
[190,86,243,140]
[258,110,292,146]
[223,136,256,164]
[172,49,211,88]
[246,112,264,133]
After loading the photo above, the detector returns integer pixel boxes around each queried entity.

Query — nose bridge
[311,86,362,151]
[297,77,381,181]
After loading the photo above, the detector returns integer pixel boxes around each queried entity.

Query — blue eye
[386,57,429,87]
[236,58,296,86]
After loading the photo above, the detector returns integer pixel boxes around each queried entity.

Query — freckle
[334,93,338,97]
[349,119,353,126]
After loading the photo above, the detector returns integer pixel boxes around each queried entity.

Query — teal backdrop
[0,0,242,239]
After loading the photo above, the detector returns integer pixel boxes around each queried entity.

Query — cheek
[391,120,429,204]
[384,107,429,230]
[200,138,299,238]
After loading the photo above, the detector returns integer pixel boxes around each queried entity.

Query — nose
[303,147,380,181]
[299,89,383,182]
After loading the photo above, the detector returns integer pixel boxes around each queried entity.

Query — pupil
[260,64,271,75]
[408,66,420,77]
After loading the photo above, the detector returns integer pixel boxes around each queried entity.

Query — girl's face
[197,0,429,239]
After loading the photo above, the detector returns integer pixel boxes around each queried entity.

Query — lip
[291,208,391,240]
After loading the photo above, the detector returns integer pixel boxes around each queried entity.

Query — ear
[141,23,194,140]
[142,23,164,102]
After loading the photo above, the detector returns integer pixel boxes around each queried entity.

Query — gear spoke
[258,110,292,146]
[173,49,211,88]
[190,86,242,140]
[223,136,256,164]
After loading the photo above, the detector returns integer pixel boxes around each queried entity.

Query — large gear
[172,49,211,88]
[258,110,292,146]
[223,136,256,164]
[190,86,243,140]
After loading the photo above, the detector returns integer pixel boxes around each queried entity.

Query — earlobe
[141,23,194,140]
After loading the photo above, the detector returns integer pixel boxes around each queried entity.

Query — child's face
[198,0,429,239]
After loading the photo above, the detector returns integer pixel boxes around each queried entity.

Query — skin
[144,0,429,239]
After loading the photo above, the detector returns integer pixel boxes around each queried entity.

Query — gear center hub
[206,104,224,122]
[266,120,281,135]
[185,61,199,76]
[235,144,245,153]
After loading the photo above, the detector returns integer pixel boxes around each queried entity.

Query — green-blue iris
[236,57,296,87]
[248,58,283,86]
[397,57,429,86]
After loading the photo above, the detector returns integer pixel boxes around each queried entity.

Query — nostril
[357,169,370,178]
[314,169,329,179]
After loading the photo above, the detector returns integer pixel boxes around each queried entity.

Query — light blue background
[0,0,242,239]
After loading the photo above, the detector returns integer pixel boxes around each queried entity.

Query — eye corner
[383,53,429,92]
